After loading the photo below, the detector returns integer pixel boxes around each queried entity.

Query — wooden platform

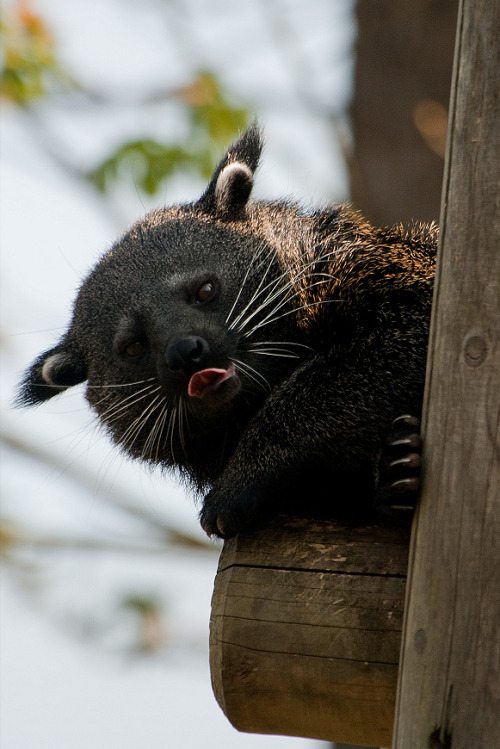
[210,516,410,747]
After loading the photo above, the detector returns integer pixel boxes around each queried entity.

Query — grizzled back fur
[18,124,437,537]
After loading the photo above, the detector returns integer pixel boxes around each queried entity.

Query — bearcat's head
[17,124,305,480]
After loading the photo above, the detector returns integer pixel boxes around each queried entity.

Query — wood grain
[393,2,500,746]
[210,516,409,746]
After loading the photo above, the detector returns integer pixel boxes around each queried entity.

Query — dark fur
[18,125,436,537]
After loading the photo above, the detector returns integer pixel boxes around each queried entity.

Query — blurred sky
[1,1,355,747]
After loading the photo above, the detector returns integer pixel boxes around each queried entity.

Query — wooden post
[392,2,500,747]
[210,516,409,747]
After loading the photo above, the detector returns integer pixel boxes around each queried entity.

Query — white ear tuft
[41,353,71,388]
[214,162,254,218]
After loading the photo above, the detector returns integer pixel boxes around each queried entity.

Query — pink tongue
[188,367,233,399]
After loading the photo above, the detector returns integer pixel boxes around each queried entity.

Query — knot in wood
[414,628,427,654]
[464,334,487,367]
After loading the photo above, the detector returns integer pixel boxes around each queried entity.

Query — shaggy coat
[19,125,437,537]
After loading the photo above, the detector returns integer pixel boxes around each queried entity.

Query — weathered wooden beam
[210,516,409,746]
[392,1,500,746]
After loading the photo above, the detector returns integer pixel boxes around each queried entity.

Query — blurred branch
[1,430,213,550]
[1,522,214,556]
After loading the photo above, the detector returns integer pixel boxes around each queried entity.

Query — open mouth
[187,364,236,400]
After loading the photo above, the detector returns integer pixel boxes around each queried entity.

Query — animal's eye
[195,281,215,304]
[124,340,145,359]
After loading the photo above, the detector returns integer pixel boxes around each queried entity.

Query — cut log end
[209,515,410,746]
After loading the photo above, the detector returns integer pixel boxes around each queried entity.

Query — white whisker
[246,349,300,359]
[243,298,339,339]
[87,377,156,390]
[119,393,164,453]
[232,253,338,336]
[99,384,161,423]
[242,278,337,339]
[231,357,272,393]
[227,246,279,332]
[154,402,171,462]
[142,395,169,460]
[168,407,178,465]
[224,241,272,327]
[178,395,188,456]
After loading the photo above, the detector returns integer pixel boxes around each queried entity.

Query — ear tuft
[214,162,254,218]
[41,353,76,387]
[16,345,87,407]
[196,121,263,219]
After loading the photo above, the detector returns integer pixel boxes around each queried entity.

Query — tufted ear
[16,342,87,407]
[196,121,263,219]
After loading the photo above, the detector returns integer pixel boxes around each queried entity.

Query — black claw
[389,452,422,471]
[200,483,263,539]
[391,414,421,431]
[375,413,423,521]
[390,476,420,494]
[389,503,416,512]
[389,433,423,452]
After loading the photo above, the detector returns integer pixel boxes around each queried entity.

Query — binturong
[17,124,436,538]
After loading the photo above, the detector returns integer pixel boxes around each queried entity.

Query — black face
[17,125,308,487]
[64,216,301,476]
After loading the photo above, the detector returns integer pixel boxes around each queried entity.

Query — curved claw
[200,482,264,539]
[375,414,423,520]
[199,506,227,539]
[389,452,422,472]
[391,414,420,431]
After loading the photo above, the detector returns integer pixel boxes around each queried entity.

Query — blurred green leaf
[0,2,69,105]
[88,140,197,195]
[121,593,167,653]
[121,592,162,616]
[89,70,250,194]
[1,5,250,197]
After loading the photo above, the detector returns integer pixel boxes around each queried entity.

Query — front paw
[199,484,262,539]
[375,414,423,520]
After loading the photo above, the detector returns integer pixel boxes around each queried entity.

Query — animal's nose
[165,336,210,375]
